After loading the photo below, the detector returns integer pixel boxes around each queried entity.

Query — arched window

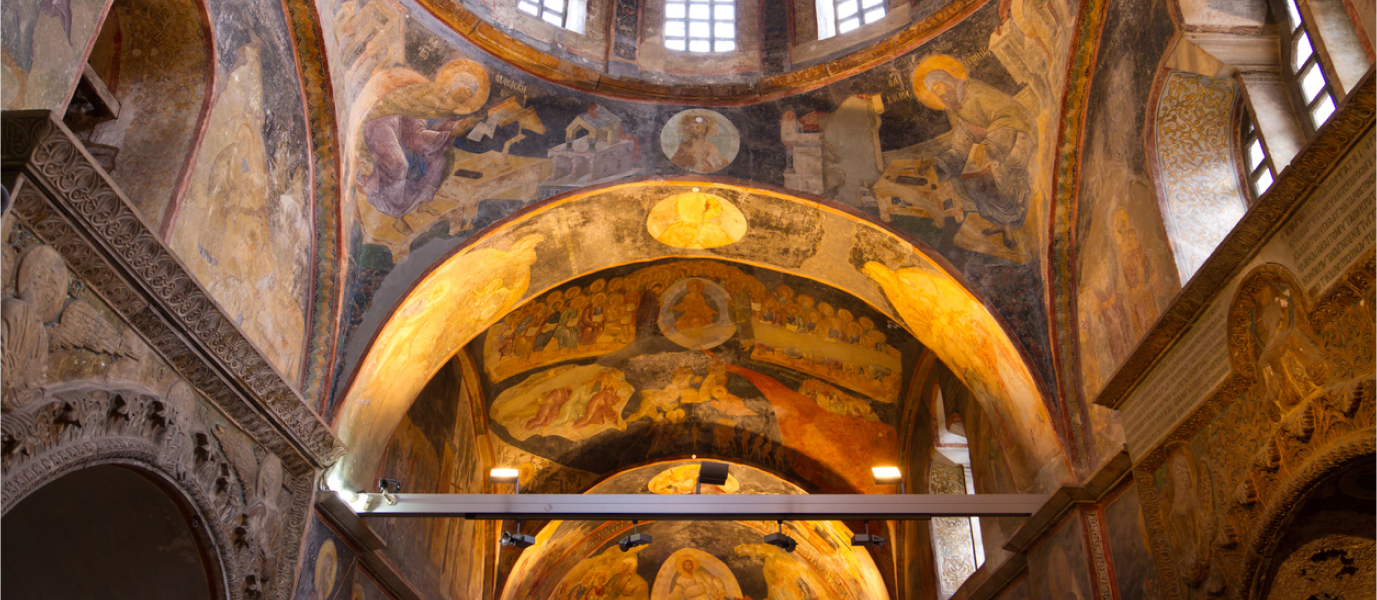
[664,0,736,52]
[816,0,886,40]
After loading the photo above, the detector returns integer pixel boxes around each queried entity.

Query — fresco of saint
[916,55,1035,249]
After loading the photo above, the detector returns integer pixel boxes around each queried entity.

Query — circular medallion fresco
[660,110,739,173]
[656,277,737,349]
[646,190,747,249]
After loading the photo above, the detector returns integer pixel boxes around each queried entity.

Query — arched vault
[330,179,1071,494]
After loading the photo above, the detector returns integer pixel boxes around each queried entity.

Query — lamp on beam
[872,466,905,494]
[851,521,885,548]
[764,520,797,552]
[696,461,730,494]
[491,468,535,548]
[618,520,653,552]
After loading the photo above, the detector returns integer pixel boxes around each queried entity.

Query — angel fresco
[359,60,490,230]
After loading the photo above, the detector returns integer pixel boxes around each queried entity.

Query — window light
[817,0,884,39]
[665,0,736,53]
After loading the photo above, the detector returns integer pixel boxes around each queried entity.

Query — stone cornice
[1094,69,1376,410]
[1,110,345,474]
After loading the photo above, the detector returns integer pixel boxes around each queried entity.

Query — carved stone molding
[1,110,344,473]
[0,386,313,600]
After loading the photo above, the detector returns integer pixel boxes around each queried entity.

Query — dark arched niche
[2,465,219,600]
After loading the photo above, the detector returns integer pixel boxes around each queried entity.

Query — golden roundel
[646,191,747,249]
[911,54,968,111]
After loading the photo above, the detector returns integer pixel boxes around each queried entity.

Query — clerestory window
[1239,107,1276,198]
[816,0,886,40]
[1276,0,1338,130]
[665,0,737,52]
[518,0,588,33]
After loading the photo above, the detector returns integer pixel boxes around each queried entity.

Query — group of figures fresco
[324,0,1072,398]
[474,259,915,493]
[501,461,891,600]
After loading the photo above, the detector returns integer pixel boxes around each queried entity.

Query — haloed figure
[922,65,1035,249]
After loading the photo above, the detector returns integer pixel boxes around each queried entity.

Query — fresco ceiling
[499,460,893,600]
[325,0,1072,426]
[325,0,1080,493]
[465,258,923,493]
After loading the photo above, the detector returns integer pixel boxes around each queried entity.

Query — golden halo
[315,539,339,596]
[676,555,700,575]
[910,55,968,110]
[435,59,491,114]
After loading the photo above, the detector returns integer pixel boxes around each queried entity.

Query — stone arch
[1,385,303,600]
[330,179,1071,497]
[1242,432,1374,598]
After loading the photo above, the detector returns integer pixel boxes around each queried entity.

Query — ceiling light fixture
[696,461,730,494]
[491,468,535,548]
[872,466,905,494]
[851,521,885,548]
[618,520,653,552]
[764,520,798,552]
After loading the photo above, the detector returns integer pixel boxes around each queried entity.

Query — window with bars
[664,0,736,53]
[1277,0,1338,130]
[817,0,886,40]
[518,0,585,31]
[1240,109,1276,198]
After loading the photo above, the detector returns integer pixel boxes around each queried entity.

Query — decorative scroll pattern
[1,111,344,471]
[1081,508,1115,600]
[1154,72,1245,281]
[0,388,314,600]
[930,462,977,593]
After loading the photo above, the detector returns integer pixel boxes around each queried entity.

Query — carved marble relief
[1134,260,1376,599]
[0,238,313,600]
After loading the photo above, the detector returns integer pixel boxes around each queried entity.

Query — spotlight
[336,489,371,511]
[872,466,905,494]
[764,521,797,553]
[851,533,886,547]
[490,468,521,494]
[378,478,402,505]
[851,522,885,548]
[618,521,653,552]
[500,530,535,548]
[489,468,520,484]
[696,461,730,494]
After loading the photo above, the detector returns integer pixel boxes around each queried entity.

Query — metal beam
[350,493,1047,520]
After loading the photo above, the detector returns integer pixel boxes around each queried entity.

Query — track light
[501,529,535,548]
[491,468,521,494]
[696,461,730,494]
[492,470,533,548]
[618,520,653,552]
[851,521,885,548]
[764,520,797,552]
[378,479,402,505]
[872,466,906,494]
